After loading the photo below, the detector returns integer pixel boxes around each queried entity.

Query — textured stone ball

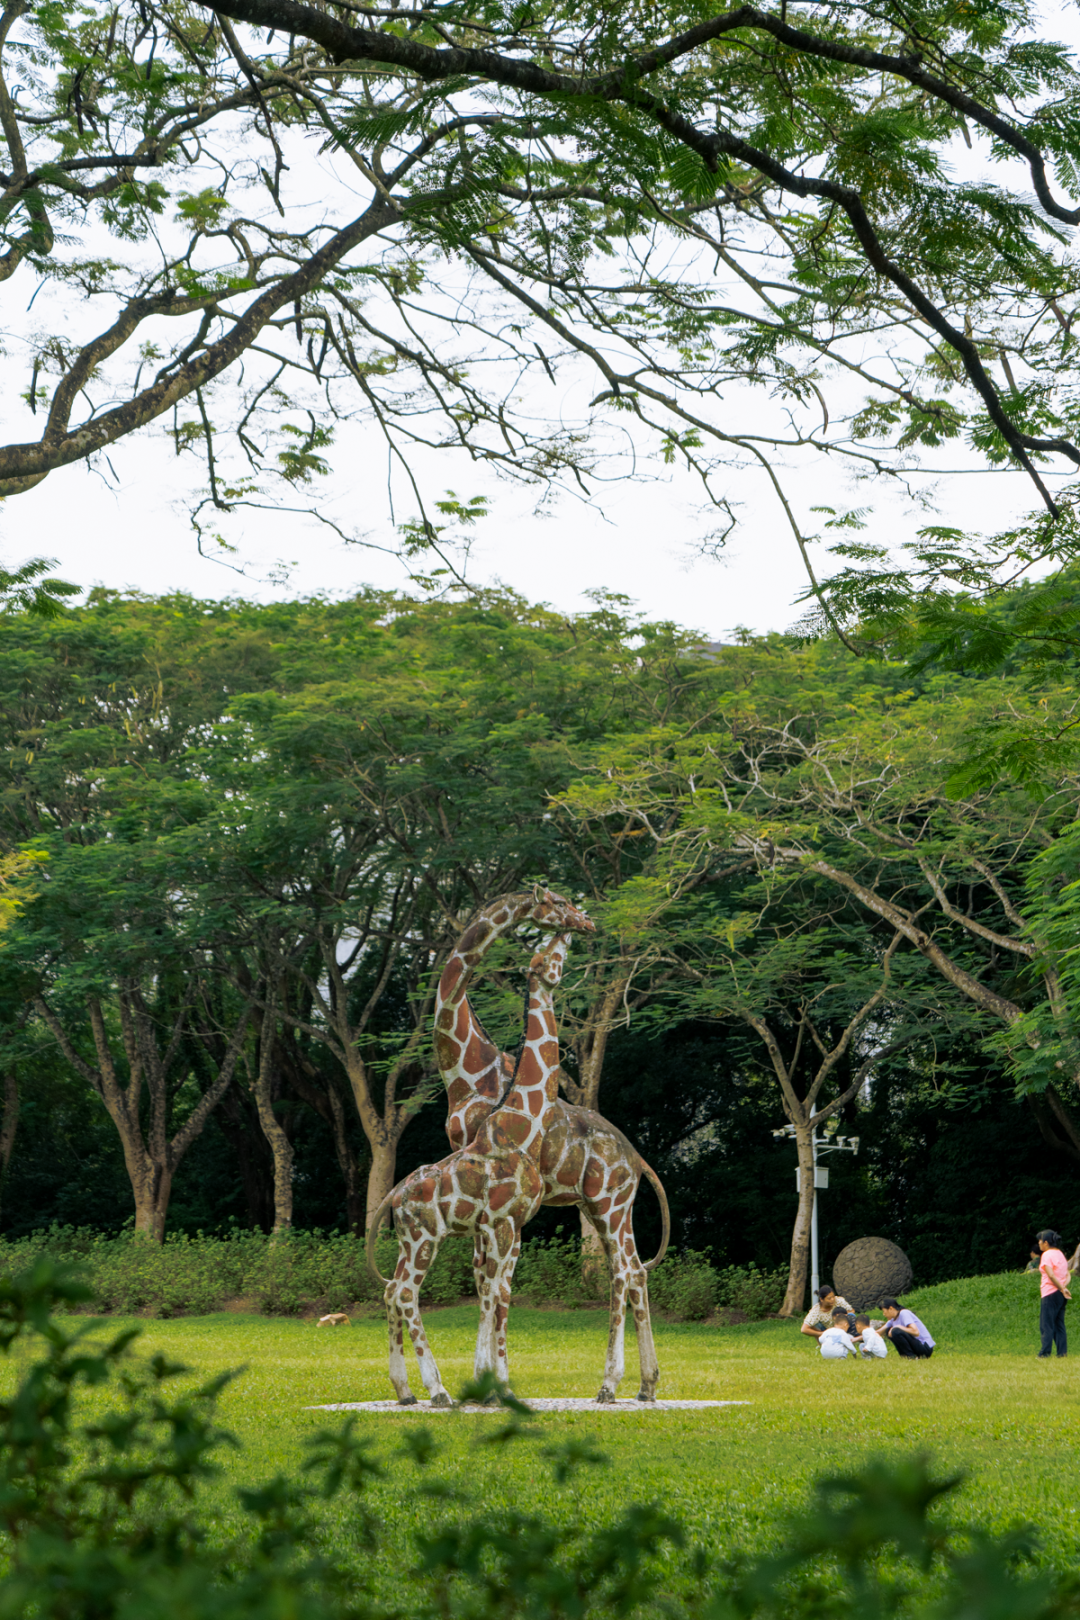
[832,1237,913,1311]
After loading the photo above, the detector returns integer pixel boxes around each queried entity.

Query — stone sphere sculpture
[833,1237,913,1311]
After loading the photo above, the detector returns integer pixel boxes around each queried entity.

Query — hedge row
[0,1225,787,1322]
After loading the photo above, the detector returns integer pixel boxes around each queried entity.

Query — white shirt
[857,1327,888,1358]
[819,1327,857,1359]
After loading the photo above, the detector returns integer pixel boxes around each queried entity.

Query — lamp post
[771,1120,860,1301]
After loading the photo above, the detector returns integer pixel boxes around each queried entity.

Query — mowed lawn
[8,1269,1080,1595]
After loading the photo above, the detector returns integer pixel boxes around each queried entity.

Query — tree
[3,0,1080,614]
[555,627,1080,1302]
[0,591,335,1236]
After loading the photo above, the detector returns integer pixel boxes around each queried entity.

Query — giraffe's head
[528,932,571,988]
[529,884,596,937]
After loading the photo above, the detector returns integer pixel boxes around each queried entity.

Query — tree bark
[365,1134,401,1231]
[216,1085,276,1229]
[563,977,627,1275]
[251,993,293,1236]
[781,1127,815,1317]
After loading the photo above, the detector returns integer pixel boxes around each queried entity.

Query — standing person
[1036,1229,1071,1359]
[880,1299,935,1359]
[801,1284,854,1341]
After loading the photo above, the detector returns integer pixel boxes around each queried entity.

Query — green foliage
[714,1263,789,1321]
[647,1248,723,1320]
[7,0,1080,594]
[2,1266,1080,1620]
[0,1227,738,1322]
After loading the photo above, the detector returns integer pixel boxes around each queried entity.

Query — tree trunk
[566,978,625,1285]
[217,1086,275,1229]
[366,1136,400,1231]
[325,1080,366,1236]
[0,1068,18,1224]
[34,987,249,1242]
[279,1039,366,1236]
[252,1008,293,1236]
[779,1129,815,1317]
[132,1165,173,1242]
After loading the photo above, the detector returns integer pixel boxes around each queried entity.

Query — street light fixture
[772,1120,860,1301]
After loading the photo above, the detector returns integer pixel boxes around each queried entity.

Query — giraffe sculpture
[434,889,670,1403]
[367,931,578,1407]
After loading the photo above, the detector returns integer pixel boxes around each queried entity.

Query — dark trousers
[1039,1292,1068,1357]
[886,1326,933,1359]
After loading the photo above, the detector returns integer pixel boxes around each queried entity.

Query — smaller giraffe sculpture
[367,930,579,1406]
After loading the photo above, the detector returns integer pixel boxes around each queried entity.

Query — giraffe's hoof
[430,1391,454,1409]
[396,1393,419,1407]
[636,1389,657,1404]
[482,1392,502,1407]
[595,1386,617,1404]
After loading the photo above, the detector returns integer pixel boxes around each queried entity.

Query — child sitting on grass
[853,1314,888,1357]
[818,1307,859,1359]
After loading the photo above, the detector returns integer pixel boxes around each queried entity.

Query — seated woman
[880,1298,935,1358]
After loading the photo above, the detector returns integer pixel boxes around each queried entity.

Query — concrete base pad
[308,1397,748,1414]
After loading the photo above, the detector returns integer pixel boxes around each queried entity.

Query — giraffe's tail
[366,1190,397,1287]
[640,1160,671,1271]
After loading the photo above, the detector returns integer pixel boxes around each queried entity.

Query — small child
[818,1306,858,1360]
[853,1314,888,1358]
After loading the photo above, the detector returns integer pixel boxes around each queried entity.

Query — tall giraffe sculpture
[434,889,670,1403]
[367,931,578,1407]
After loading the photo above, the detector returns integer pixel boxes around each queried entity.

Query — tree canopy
[3,0,1080,621]
[2,585,1078,1307]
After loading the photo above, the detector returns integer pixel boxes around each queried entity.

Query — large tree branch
[0,194,402,495]
[170,999,253,1162]
[207,0,1080,508]
[738,836,1025,1025]
[915,857,1037,959]
[32,994,102,1094]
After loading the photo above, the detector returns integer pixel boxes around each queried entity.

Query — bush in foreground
[0,1263,1076,1620]
[0,1228,783,1322]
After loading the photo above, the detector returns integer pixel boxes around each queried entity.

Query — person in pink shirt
[1036,1228,1071,1359]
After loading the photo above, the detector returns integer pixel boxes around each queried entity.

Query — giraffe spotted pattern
[431,888,669,1403]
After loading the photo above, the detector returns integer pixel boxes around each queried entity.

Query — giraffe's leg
[594,1219,629,1404]
[473,1225,498,1390]
[390,1230,454,1407]
[474,1219,520,1400]
[490,1227,522,1394]
[626,1245,660,1402]
[385,1271,416,1405]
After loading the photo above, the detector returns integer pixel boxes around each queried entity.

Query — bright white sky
[2,4,1078,639]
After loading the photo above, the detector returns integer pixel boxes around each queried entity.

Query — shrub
[0,1227,784,1324]
[646,1249,720,1320]
[514,1229,598,1306]
[715,1261,788,1319]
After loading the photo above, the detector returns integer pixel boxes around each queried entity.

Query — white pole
[810,1129,820,1302]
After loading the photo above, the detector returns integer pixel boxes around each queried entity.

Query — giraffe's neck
[488,972,561,1161]
[435,893,539,1098]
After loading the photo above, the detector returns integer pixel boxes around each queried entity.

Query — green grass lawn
[8,1269,1079,1602]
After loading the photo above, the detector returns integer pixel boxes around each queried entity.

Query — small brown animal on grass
[316,1313,351,1327]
